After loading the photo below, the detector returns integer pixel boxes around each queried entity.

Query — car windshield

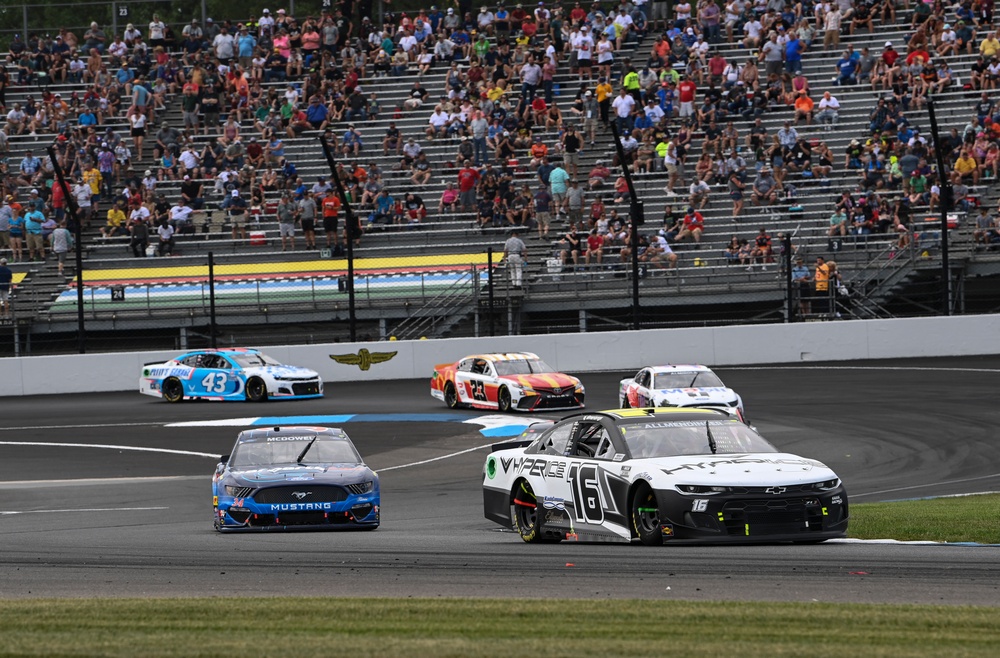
[230,352,282,368]
[653,371,726,389]
[495,359,554,376]
[230,437,361,467]
[620,420,777,459]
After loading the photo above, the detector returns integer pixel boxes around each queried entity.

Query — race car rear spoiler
[490,439,533,453]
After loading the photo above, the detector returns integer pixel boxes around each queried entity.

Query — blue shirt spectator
[116,66,135,85]
[238,33,257,58]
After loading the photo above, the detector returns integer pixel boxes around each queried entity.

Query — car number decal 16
[569,463,605,525]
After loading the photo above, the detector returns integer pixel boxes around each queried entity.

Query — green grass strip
[0,598,996,657]
[848,493,1000,544]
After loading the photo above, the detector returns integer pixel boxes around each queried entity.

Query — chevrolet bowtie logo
[764,486,787,495]
[329,348,398,371]
[291,491,312,500]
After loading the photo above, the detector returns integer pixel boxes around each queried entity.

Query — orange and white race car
[430,352,585,412]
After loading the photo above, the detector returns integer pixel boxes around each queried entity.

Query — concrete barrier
[2,314,998,397]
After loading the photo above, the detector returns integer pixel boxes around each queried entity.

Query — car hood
[640,452,837,485]
[244,365,320,379]
[228,464,372,485]
[653,387,738,405]
[499,373,581,390]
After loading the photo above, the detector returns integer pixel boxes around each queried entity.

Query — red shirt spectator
[522,20,538,37]
[683,209,704,230]
[906,48,930,66]
[457,165,480,192]
[678,79,697,104]
[322,194,341,218]
[882,45,899,67]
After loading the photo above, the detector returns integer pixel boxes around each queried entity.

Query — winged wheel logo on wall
[329,349,398,371]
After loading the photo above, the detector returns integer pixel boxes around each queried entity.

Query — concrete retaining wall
[2,314,998,396]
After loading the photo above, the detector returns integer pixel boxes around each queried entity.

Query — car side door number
[469,380,487,401]
[568,463,605,524]
[201,372,227,394]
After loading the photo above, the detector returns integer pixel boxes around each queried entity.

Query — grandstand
[1,1,999,354]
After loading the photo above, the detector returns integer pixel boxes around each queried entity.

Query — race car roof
[236,426,348,443]
[466,352,541,362]
[645,364,714,373]
[594,407,730,422]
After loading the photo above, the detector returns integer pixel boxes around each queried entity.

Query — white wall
[2,314,998,397]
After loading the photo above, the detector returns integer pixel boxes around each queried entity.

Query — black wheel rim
[164,380,182,402]
[514,481,537,533]
[635,491,660,535]
[248,380,265,400]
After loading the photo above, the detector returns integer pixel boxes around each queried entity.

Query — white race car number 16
[201,372,228,393]
[569,463,606,524]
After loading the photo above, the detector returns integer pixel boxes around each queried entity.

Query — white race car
[483,407,848,544]
[620,365,744,419]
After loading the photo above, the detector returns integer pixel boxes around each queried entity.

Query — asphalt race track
[2,355,999,605]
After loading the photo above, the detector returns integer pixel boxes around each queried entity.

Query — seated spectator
[411,152,433,187]
[751,167,778,205]
[816,92,840,126]
[793,91,814,124]
[674,207,705,245]
[588,160,612,189]
[689,178,711,209]
[439,183,459,213]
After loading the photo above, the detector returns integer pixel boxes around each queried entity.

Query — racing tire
[631,482,664,546]
[443,382,461,409]
[245,377,268,402]
[497,386,512,413]
[511,479,544,543]
[162,377,184,403]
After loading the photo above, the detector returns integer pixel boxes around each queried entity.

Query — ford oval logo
[291,491,311,500]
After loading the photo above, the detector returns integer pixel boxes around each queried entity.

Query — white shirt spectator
[428,109,450,128]
[477,9,495,29]
[73,183,92,208]
[258,12,275,35]
[399,34,418,53]
[213,32,236,60]
[179,149,200,170]
[743,19,762,41]
[613,12,634,31]
[403,141,422,159]
[644,103,665,121]
[170,205,194,225]
[572,31,594,59]
[612,93,635,118]
[130,206,151,223]
[108,40,128,58]
[818,94,840,111]
[148,20,165,40]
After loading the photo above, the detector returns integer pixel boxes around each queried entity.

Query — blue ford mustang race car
[212,426,380,531]
[139,348,323,402]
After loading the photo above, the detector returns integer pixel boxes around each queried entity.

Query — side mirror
[219,454,229,464]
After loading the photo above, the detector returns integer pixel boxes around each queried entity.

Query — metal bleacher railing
[1,1,999,355]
